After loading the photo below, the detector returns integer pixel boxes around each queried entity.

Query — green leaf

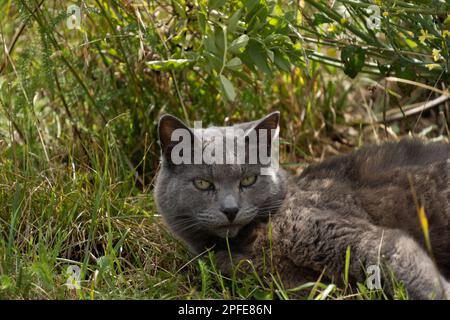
[247,5,269,33]
[146,59,193,71]
[344,245,351,287]
[219,74,236,101]
[197,259,211,298]
[341,45,366,78]
[242,0,259,12]
[317,284,336,300]
[203,51,223,71]
[246,40,271,75]
[97,255,112,274]
[227,9,242,33]
[357,282,368,295]
[393,63,416,80]
[264,34,291,46]
[197,11,206,33]
[313,13,333,25]
[208,0,226,9]
[445,14,450,25]
[0,275,13,290]
[214,27,225,56]
[405,38,417,49]
[229,34,249,54]
[274,50,291,72]
[171,0,186,18]
[253,289,273,300]
[203,34,218,55]
[226,57,242,70]
[266,49,274,63]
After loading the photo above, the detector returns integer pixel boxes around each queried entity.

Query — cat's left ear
[245,111,280,138]
[245,112,280,162]
[252,112,280,132]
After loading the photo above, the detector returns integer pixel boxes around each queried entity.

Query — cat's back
[282,139,450,277]
[286,139,450,249]
[292,139,450,220]
[297,139,450,185]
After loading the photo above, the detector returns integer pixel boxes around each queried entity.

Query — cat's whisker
[258,200,284,208]
[170,217,203,232]
[171,220,204,234]
[257,203,284,215]
[170,218,199,228]
[177,223,202,233]
[258,206,282,211]
[257,203,283,209]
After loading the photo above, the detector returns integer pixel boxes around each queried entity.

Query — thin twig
[377,94,450,122]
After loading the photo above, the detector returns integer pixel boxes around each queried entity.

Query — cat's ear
[158,114,193,163]
[245,111,280,141]
[249,112,280,133]
[245,112,280,163]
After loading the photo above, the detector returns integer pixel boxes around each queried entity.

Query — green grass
[0,0,447,299]
[0,129,405,299]
[0,127,409,299]
[0,149,392,299]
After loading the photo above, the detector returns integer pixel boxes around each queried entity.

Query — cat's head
[154,112,287,252]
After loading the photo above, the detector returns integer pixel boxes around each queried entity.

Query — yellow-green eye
[240,175,257,188]
[193,179,214,191]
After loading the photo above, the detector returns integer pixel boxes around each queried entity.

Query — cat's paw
[429,277,450,300]
[442,279,450,300]
[214,251,249,276]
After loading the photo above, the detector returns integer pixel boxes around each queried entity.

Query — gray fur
[155,113,450,300]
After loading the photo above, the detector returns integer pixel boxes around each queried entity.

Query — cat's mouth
[214,224,243,238]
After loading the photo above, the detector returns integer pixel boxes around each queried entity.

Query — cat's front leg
[214,250,250,276]
[376,231,450,299]
[287,208,450,300]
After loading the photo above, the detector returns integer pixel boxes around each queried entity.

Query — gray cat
[154,112,450,299]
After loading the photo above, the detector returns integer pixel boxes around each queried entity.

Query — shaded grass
[0,137,407,299]
[0,128,407,299]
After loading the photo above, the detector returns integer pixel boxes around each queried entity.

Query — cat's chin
[213,225,242,238]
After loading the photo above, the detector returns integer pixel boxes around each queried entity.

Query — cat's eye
[193,179,214,191]
[240,175,257,188]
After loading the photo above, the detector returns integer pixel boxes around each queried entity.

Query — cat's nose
[221,194,239,222]
[221,207,239,222]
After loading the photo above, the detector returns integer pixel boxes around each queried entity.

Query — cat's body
[155,113,450,299]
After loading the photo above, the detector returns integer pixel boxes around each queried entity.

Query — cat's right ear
[158,114,192,164]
